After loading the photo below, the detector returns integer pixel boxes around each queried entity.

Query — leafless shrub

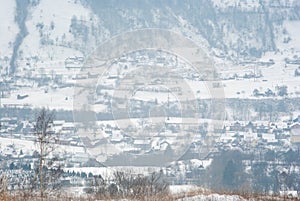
[87,170,169,200]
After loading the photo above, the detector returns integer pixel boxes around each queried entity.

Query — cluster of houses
[1,114,300,160]
[1,113,300,196]
[0,118,79,146]
[208,117,300,153]
[217,121,289,144]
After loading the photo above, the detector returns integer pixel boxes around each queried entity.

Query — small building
[262,133,277,143]
[110,130,123,143]
[256,124,270,133]
[243,132,258,141]
[133,139,151,150]
[61,122,75,134]
[291,123,300,143]
[64,56,84,69]
[219,132,235,143]
[53,120,65,133]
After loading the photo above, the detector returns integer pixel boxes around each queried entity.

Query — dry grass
[1,190,300,201]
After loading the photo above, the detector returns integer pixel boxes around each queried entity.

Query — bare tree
[34,108,56,198]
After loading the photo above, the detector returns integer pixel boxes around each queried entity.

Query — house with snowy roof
[291,122,300,143]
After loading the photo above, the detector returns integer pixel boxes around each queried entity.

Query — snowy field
[0,136,85,158]
[2,56,300,111]
[1,86,75,110]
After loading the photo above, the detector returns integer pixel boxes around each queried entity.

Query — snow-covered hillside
[0,0,18,59]
[16,0,108,75]
[0,0,299,77]
[0,0,299,110]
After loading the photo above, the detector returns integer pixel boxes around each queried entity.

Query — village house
[290,122,300,143]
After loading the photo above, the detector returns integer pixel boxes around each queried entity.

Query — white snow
[284,20,300,51]
[0,136,84,157]
[1,86,75,110]
[17,0,96,74]
[170,185,202,194]
[178,193,246,201]
[170,185,247,201]
[0,0,18,58]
